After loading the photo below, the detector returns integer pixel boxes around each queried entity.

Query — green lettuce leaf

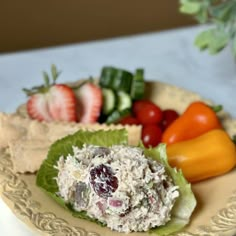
[36,130,196,235]
[145,144,197,235]
[36,129,128,223]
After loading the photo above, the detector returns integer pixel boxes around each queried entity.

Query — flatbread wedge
[0,112,141,173]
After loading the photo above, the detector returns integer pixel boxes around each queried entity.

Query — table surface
[0,25,235,236]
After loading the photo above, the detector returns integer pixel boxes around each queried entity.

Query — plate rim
[0,80,236,236]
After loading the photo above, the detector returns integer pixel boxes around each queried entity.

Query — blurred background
[0,0,195,53]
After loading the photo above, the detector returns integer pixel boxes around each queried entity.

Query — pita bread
[0,113,141,173]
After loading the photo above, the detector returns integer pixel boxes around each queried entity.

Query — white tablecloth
[0,25,235,235]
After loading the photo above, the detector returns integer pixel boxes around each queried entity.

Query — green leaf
[42,71,50,87]
[36,131,196,235]
[209,1,235,22]
[208,28,229,54]
[195,8,209,23]
[36,129,128,222]
[194,29,214,50]
[51,64,57,79]
[194,27,229,53]
[145,144,197,236]
[179,0,236,56]
[210,104,223,113]
[51,64,61,83]
[232,36,236,58]
[180,1,201,14]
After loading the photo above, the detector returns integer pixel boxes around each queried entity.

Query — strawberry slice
[24,65,77,122]
[74,82,102,123]
[47,85,77,121]
[27,93,52,121]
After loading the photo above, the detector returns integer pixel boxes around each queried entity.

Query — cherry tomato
[119,116,139,125]
[132,100,154,116]
[161,109,179,130]
[142,124,162,148]
[136,103,163,125]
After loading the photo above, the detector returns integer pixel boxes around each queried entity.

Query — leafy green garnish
[36,130,196,235]
[145,144,197,235]
[36,129,128,223]
[23,64,62,96]
[179,0,201,15]
[179,0,236,57]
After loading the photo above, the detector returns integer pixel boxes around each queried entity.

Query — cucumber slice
[130,68,145,100]
[99,67,116,88]
[99,67,133,93]
[105,109,131,124]
[116,91,132,111]
[102,88,116,115]
[111,69,133,93]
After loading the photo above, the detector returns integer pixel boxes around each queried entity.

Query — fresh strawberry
[24,65,77,122]
[27,93,52,121]
[74,82,102,123]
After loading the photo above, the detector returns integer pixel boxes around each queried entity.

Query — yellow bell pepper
[166,129,236,183]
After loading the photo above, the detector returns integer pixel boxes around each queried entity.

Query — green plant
[179,0,236,56]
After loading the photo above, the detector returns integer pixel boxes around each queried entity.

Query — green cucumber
[102,88,116,115]
[116,91,132,111]
[130,68,145,100]
[105,109,131,124]
[99,67,116,88]
[99,67,133,93]
[111,70,133,93]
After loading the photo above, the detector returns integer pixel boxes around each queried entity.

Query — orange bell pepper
[166,129,236,183]
[162,101,222,145]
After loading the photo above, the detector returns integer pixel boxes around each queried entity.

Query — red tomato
[161,109,179,130]
[119,116,139,125]
[132,100,154,116]
[142,124,162,148]
[136,103,163,125]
